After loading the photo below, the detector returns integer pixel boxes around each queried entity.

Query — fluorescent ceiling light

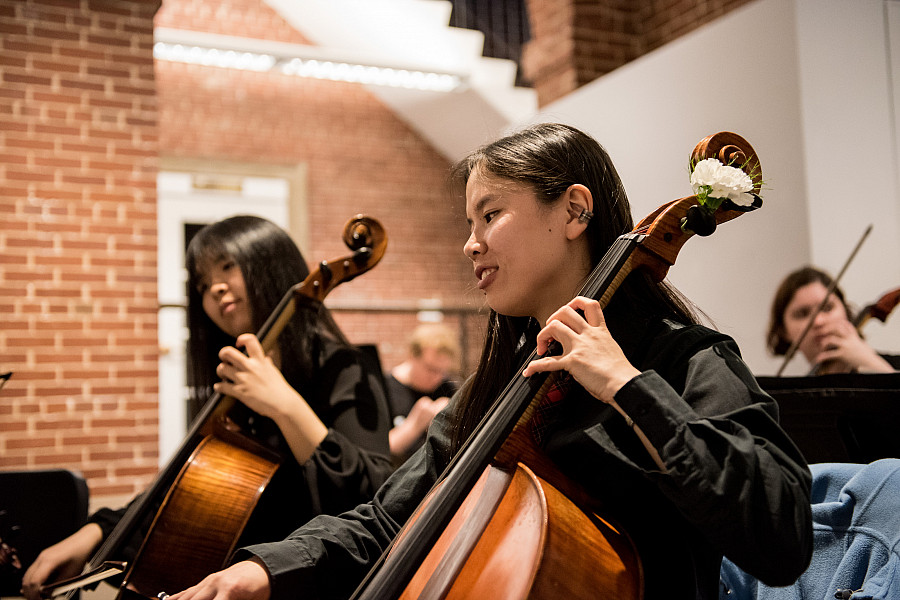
[279,57,459,91]
[153,28,465,92]
[153,43,277,72]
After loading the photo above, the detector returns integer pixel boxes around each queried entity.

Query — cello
[43,216,387,600]
[351,133,764,599]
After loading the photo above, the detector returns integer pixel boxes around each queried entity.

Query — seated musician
[21,216,394,600]
[385,322,460,464]
[166,124,813,600]
[767,266,899,374]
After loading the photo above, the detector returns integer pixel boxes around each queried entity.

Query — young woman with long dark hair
[22,216,393,600]
[167,124,813,600]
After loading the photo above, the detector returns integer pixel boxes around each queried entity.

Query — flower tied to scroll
[690,157,755,209]
[682,157,758,236]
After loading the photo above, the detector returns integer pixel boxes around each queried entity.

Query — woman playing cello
[21,216,394,600]
[169,124,813,600]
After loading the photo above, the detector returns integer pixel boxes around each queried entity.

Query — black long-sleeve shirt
[240,319,813,600]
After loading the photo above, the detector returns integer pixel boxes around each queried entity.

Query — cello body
[397,460,642,600]
[119,430,281,599]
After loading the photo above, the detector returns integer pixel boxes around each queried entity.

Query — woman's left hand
[214,333,298,420]
[215,333,328,463]
[814,320,895,373]
[522,296,640,403]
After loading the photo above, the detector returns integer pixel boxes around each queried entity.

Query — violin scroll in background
[853,287,900,330]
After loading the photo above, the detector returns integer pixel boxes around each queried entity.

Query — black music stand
[757,373,900,464]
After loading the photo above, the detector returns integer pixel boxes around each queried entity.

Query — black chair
[0,469,89,596]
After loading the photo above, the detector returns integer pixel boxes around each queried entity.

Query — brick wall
[1,0,162,501]
[0,0,482,508]
[522,0,756,106]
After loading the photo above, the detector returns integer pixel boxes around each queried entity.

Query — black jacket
[241,319,813,600]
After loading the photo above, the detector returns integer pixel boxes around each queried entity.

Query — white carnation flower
[690,158,755,206]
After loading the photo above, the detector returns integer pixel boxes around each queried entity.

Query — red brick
[6,436,56,450]
[34,452,84,465]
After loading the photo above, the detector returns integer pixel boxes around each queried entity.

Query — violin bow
[775,224,872,376]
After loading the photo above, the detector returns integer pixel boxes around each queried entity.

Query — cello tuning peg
[319,261,333,283]
[682,205,717,237]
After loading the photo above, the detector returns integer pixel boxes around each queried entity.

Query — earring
[577,208,593,224]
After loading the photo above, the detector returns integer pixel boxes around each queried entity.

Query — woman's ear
[564,184,594,240]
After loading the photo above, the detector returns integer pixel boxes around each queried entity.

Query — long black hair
[184,215,349,418]
[448,123,698,453]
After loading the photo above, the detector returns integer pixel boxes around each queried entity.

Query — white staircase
[264,0,538,160]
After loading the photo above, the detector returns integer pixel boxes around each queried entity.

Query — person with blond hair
[386,322,460,462]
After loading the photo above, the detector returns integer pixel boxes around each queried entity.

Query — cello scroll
[600,132,762,304]
[248,215,386,360]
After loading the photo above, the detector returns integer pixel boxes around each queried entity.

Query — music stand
[757,373,900,464]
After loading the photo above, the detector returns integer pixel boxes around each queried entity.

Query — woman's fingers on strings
[215,362,228,380]
[523,355,561,376]
[528,322,573,376]
[567,296,604,327]
[573,296,604,326]
[236,333,265,358]
[535,320,570,356]
[528,298,605,376]
[544,304,587,331]
[218,345,245,366]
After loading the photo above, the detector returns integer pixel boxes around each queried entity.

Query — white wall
[526,0,899,375]
[794,0,900,363]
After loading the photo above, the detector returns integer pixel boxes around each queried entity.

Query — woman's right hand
[813,320,895,373]
[168,559,271,600]
[21,523,103,600]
